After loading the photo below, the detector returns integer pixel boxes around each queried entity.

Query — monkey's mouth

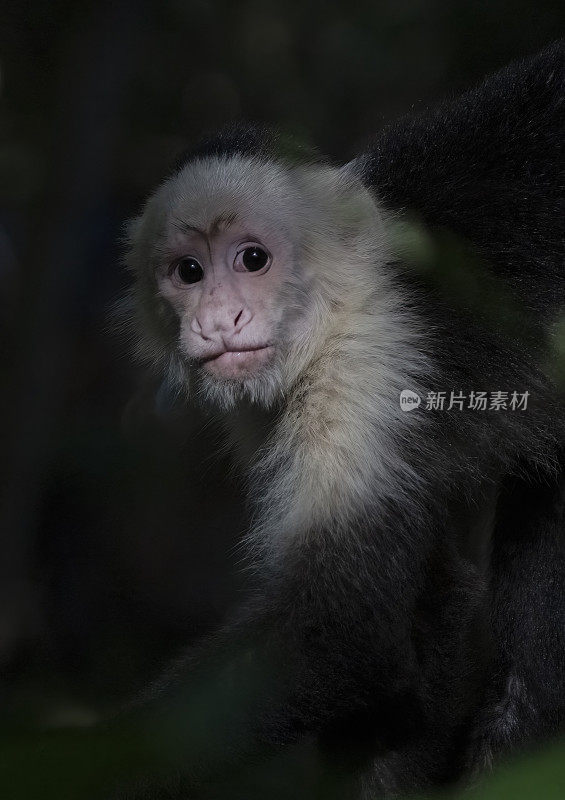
[200,345,274,377]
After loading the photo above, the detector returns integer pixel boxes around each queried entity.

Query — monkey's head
[126,140,387,410]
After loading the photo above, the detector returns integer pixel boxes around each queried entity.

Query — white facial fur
[126,153,432,555]
[127,154,392,409]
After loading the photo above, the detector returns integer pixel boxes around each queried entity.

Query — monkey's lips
[201,345,274,378]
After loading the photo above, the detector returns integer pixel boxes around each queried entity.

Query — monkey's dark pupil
[242,247,268,271]
[177,258,203,283]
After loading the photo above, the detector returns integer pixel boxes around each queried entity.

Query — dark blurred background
[0,0,564,729]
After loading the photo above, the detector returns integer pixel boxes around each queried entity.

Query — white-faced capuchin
[116,40,565,799]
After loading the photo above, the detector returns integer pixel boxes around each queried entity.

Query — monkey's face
[129,155,382,409]
[129,156,317,408]
[156,214,290,386]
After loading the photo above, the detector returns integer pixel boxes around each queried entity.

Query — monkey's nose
[233,308,252,334]
[192,306,252,340]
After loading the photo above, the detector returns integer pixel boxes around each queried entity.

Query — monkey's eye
[171,257,203,285]
[234,246,271,274]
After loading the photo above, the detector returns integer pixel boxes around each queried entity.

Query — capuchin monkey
[119,41,565,799]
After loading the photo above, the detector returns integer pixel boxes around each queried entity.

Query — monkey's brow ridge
[174,212,239,239]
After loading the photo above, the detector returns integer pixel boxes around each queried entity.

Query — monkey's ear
[334,170,385,244]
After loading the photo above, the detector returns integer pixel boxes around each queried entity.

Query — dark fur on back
[357,39,565,780]
[359,40,565,315]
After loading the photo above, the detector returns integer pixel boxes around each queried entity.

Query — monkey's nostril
[234,310,243,327]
